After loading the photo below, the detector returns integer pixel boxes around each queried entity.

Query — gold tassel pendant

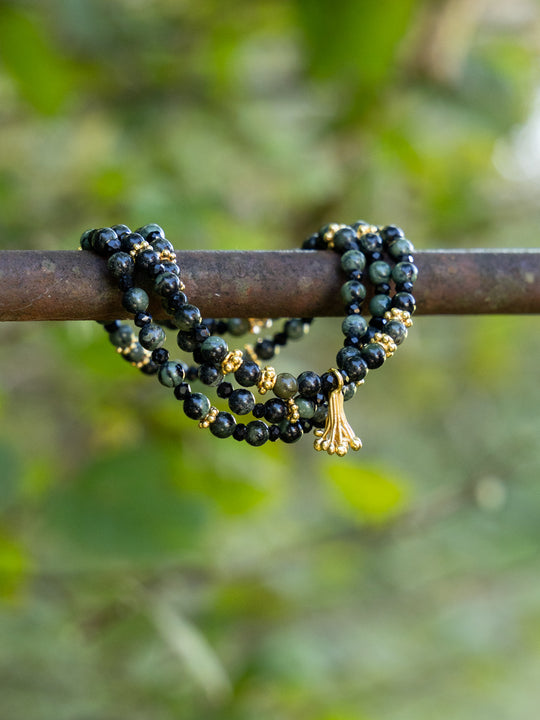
[314,369,362,456]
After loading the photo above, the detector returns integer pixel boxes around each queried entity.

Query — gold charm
[314,369,362,456]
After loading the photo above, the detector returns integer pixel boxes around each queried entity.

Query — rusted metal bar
[0,249,538,321]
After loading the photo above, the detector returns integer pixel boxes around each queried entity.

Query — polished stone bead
[343,355,368,382]
[274,332,287,346]
[344,336,361,348]
[392,261,418,285]
[279,421,302,444]
[151,238,174,254]
[79,229,94,251]
[345,301,363,315]
[296,397,315,419]
[154,271,180,297]
[273,373,298,399]
[336,346,362,369]
[111,224,131,239]
[227,318,250,336]
[173,382,191,400]
[268,424,281,441]
[137,223,165,240]
[134,311,152,327]
[285,318,305,340]
[92,227,118,255]
[341,280,366,305]
[360,343,386,369]
[321,371,339,396]
[194,324,211,343]
[163,292,187,313]
[302,233,319,250]
[311,403,328,428]
[255,339,275,360]
[136,248,161,272]
[210,412,236,438]
[174,304,202,331]
[217,381,233,398]
[369,316,388,330]
[333,227,357,252]
[139,323,166,350]
[198,363,223,386]
[200,336,228,364]
[246,420,269,447]
[103,319,122,333]
[232,423,247,441]
[176,330,198,352]
[140,361,159,375]
[385,320,408,345]
[121,232,145,253]
[369,261,392,285]
[184,392,211,420]
[392,292,416,314]
[369,294,393,317]
[253,403,266,419]
[341,314,367,338]
[297,371,321,398]
[341,249,366,274]
[388,237,415,259]
[117,275,134,291]
[192,347,204,365]
[395,281,414,293]
[123,343,146,364]
[234,361,261,387]
[152,348,169,364]
[107,252,134,278]
[264,398,288,423]
[358,232,383,254]
[122,287,149,313]
[109,324,133,348]
[343,382,357,401]
[229,389,255,415]
[158,361,185,387]
[381,225,405,243]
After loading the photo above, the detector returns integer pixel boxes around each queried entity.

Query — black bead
[134,311,152,327]
[217,382,233,399]
[348,269,364,282]
[152,348,169,364]
[344,336,361,348]
[201,318,217,334]
[137,223,165,240]
[362,327,378,343]
[302,234,318,250]
[343,356,368,382]
[194,324,211,343]
[392,292,416,314]
[229,389,255,415]
[151,238,174,254]
[370,252,383,262]
[92,227,118,256]
[210,412,236,439]
[268,425,281,441]
[311,403,328,428]
[336,346,361,369]
[234,361,261,387]
[274,332,287,346]
[177,330,198,353]
[186,365,199,381]
[136,248,161,272]
[369,316,388,330]
[375,283,391,295]
[255,339,275,361]
[299,418,313,433]
[253,403,266,419]
[297,371,321,398]
[117,275,134,291]
[233,423,247,441]
[216,320,228,334]
[183,393,210,420]
[360,343,386,369]
[358,232,383,254]
[381,225,405,243]
[107,252,135,279]
[396,281,414,293]
[245,420,269,447]
[333,226,357,252]
[104,320,122,333]
[162,261,180,276]
[345,302,363,315]
[155,272,180,297]
[111,224,131,239]
[264,398,288,423]
[173,383,191,400]
[151,263,167,277]
[165,292,187,312]
[279,422,303,444]
[192,347,204,365]
[198,363,223,386]
[103,236,122,255]
[121,232,145,253]
[140,361,159,375]
[321,371,339,396]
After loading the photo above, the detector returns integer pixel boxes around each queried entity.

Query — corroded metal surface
[0,249,539,321]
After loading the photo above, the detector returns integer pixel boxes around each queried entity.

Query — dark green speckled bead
[388,238,414,259]
[122,287,149,313]
[343,382,357,401]
[341,280,366,305]
[285,318,305,339]
[210,411,236,438]
[369,294,393,317]
[228,318,250,336]
[184,393,211,420]
[296,397,315,419]
[392,261,418,284]
[139,323,166,350]
[368,261,391,285]
[273,373,298,399]
[158,361,185,387]
[340,249,366,273]
[109,324,134,348]
[385,320,408,345]
[245,420,269,446]
[341,315,368,338]
[201,336,228,364]
[174,304,202,331]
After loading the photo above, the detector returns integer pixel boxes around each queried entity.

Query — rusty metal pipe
[0,249,539,321]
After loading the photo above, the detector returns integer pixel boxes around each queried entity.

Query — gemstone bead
[173,383,191,400]
[385,320,408,345]
[343,355,368,382]
[137,223,165,240]
[234,361,261,387]
[139,323,166,350]
[388,238,415,259]
[255,339,275,360]
[264,398,288,423]
[198,363,223,386]
[279,421,302,444]
[296,397,315,419]
[111,224,131,239]
[152,348,169,364]
[122,287,149,313]
[183,393,211,420]
[228,318,250,336]
[358,232,383,254]
[341,280,366,305]
[321,371,339,395]
[311,403,328,428]
[92,227,118,255]
[381,225,405,243]
[368,261,392,285]
[341,315,367,338]
[229,389,255,415]
[246,421,269,447]
[232,424,247,441]
[154,271,180,297]
[333,226,357,252]
[200,336,228,364]
[109,324,133,348]
[336,346,362,369]
[392,292,416,314]
[392,262,418,285]
[174,304,202,331]
[297,371,321,398]
[273,373,298,399]
[360,343,386,369]
[108,252,134,279]
[369,294,393,317]
[217,382,233,398]
[210,412,236,438]
[285,318,305,339]
[158,361,185,387]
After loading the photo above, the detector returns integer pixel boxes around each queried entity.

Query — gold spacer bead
[199,406,219,429]
[323,223,345,249]
[287,399,300,422]
[221,350,244,375]
[257,366,276,395]
[372,332,397,357]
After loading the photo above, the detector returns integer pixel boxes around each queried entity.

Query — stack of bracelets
[79,220,417,456]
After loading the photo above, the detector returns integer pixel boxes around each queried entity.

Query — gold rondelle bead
[257,366,276,395]
[199,406,219,429]
[221,350,244,375]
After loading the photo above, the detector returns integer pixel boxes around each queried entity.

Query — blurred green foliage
[1,1,540,718]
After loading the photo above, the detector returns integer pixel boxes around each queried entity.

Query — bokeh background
[1,1,540,718]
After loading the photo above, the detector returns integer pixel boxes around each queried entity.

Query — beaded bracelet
[80,220,417,456]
